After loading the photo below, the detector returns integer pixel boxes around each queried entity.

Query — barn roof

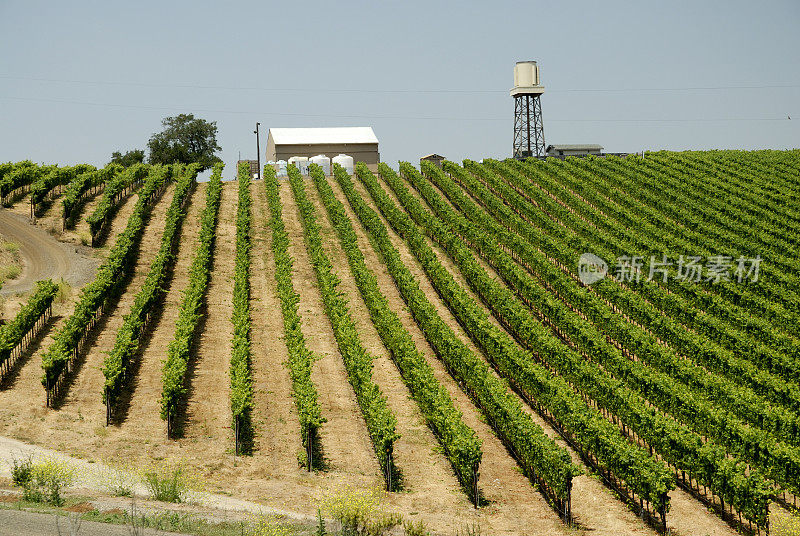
[269,127,378,145]
[546,144,604,151]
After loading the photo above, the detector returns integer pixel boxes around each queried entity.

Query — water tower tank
[511,61,544,96]
[310,154,331,175]
[514,61,540,87]
[332,154,354,175]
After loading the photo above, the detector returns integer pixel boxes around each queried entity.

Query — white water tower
[511,61,546,158]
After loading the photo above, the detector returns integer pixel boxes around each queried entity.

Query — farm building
[545,144,603,157]
[266,127,380,166]
[420,153,446,168]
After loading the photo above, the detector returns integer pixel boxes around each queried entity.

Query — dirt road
[0,209,98,295]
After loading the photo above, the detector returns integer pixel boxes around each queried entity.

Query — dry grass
[55,277,72,305]
[0,237,22,286]
[64,501,95,513]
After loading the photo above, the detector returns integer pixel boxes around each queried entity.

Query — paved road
[0,508,191,535]
[0,209,98,295]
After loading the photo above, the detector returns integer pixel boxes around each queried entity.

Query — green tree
[147,114,222,170]
[110,149,145,167]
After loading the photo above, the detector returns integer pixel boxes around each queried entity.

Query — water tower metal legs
[513,94,545,159]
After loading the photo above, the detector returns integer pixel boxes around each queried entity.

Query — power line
[1,95,793,123]
[2,95,505,120]
[556,85,800,93]
[1,74,799,94]
[0,75,498,94]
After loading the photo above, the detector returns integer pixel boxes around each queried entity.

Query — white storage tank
[310,154,331,175]
[288,156,309,175]
[276,160,288,177]
[332,154,354,175]
[514,61,540,88]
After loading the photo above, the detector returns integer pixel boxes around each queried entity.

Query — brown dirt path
[399,171,738,536]
[0,209,99,295]
[279,177,381,485]
[303,177,468,509]
[250,180,304,474]
[330,176,569,536]
[181,181,233,450]
[0,183,177,456]
[118,182,204,448]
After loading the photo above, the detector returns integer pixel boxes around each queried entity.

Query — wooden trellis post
[306,428,313,471]
[566,479,573,525]
[472,463,480,508]
[385,447,393,491]
[105,387,112,426]
[234,416,240,457]
[167,405,173,438]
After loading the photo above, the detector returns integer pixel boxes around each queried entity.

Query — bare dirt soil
[279,178,383,484]
[0,174,768,536]
[1,181,396,530]
[251,180,305,473]
[181,182,233,449]
[333,177,570,536]
[118,182,201,446]
[377,172,739,536]
[373,173,659,536]
[0,183,177,451]
[0,187,138,322]
[303,178,470,512]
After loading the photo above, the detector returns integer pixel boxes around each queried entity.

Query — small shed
[420,153,446,169]
[545,144,603,157]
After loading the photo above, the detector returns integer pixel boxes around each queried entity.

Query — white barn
[266,127,380,167]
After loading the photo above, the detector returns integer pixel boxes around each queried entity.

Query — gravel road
[0,509,187,536]
[0,210,99,295]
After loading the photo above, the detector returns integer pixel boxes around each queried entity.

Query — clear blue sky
[1,0,798,175]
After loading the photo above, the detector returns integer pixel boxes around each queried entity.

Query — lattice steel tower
[511,61,545,159]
